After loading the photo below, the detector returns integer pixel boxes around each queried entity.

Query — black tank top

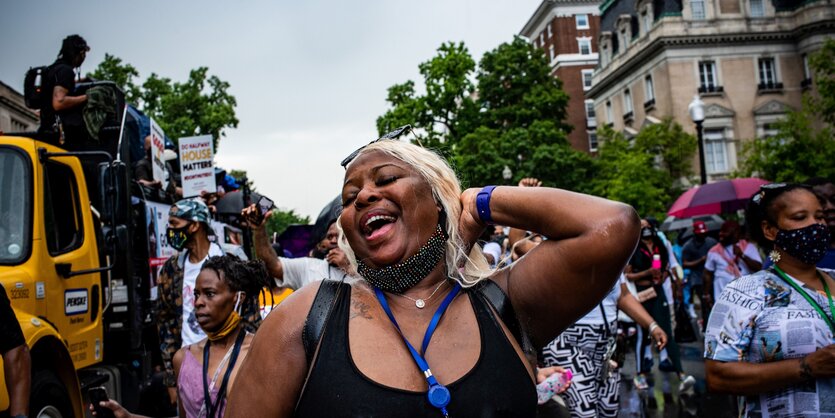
[294,286,537,417]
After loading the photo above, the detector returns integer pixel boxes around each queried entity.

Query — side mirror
[99,161,128,225]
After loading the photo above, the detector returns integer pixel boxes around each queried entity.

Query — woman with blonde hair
[227,126,640,417]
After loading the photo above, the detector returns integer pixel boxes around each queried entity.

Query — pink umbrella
[667,178,770,218]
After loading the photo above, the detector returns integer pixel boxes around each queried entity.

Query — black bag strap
[473,279,533,356]
[302,274,347,364]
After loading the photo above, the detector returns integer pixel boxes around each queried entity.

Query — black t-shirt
[681,236,718,285]
[39,60,84,132]
[0,284,25,354]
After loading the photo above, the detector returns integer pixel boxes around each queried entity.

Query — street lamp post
[688,95,707,185]
[502,165,513,184]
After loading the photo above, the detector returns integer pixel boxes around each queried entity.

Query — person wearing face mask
[807,177,835,269]
[155,199,263,408]
[682,220,719,325]
[704,183,835,417]
[93,255,272,418]
[625,219,696,394]
[704,221,763,314]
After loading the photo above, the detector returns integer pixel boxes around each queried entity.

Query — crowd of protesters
[4,34,835,418]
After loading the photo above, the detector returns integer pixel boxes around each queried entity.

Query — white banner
[149,119,167,190]
[178,135,216,198]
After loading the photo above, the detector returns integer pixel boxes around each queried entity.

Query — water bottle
[651,254,662,270]
[536,369,573,404]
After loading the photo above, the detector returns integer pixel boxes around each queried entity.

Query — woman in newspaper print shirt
[704,183,835,417]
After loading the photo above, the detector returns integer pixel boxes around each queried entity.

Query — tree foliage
[591,119,696,218]
[88,55,238,151]
[378,37,586,190]
[265,208,310,238]
[735,39,835,182]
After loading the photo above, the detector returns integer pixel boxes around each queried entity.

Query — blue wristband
[476,185,497,225]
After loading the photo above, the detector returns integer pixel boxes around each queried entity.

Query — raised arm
[242,204,285,283]
[463,185,640,347]
[225,282,321,417]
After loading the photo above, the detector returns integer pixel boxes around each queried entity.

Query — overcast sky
[1,0,541,219]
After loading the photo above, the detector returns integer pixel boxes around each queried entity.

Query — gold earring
[769,249,781,264]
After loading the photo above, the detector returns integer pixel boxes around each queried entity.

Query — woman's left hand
[651,326,668,350]
[458,188,486,251]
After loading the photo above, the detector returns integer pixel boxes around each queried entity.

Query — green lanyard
[772,265,835,334]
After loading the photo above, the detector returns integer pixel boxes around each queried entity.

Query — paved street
[617,323,739,417]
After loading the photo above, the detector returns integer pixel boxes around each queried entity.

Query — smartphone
[88,386,116,418]
[255,196,275,223]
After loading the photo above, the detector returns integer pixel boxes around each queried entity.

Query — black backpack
[23,65,50,109]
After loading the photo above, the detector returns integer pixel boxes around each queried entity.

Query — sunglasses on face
[340,125,413,168]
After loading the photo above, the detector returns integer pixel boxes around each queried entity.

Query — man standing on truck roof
[1,284,31,418]
[39,34,90,147]
[154,198,261,405]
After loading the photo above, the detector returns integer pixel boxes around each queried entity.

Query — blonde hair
[336,140,492,287]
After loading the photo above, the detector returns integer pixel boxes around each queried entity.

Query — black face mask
[641,227,654,239]
[774,223,831,265]
[166,225,192,251]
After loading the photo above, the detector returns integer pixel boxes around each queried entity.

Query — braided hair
[745,183,815,251]
[200,254,273,299]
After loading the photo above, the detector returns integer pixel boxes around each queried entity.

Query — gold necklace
[394,279,448,308]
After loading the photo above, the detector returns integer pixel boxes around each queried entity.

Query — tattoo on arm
[350,300,373,320]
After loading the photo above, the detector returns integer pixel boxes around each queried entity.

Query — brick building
[521,0,602,153]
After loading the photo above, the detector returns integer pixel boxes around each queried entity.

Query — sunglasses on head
[340,125,413,168]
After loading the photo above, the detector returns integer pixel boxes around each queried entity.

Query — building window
[802,54,813,88]
[606,101,613,124]
[759,122,780,138]
[549,45,555,61]
[588,131,599,152]
[750,0,765,16]
[576,14,590,29]
[691,0,706,19]
[585,100,596,119]
[582,70,594,90]
[758,57,781,90]
[540,33,545,46]
[578,38,592,55]
[645,76,655,101]
[619,29,629,49]
[698,60,722,93]
[547,23,553,38]
[704,128,728,174]
[642,11,652,34]
[623,89,633,118]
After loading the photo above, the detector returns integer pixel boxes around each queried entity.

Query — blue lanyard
[374,282,461,417]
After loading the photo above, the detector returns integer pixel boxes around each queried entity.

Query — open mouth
[361,214,397,240]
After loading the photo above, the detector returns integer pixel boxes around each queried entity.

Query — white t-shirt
[278,257,346,290]
[576,275,625,325]
[705,241,762,298]
[181,244,224,346]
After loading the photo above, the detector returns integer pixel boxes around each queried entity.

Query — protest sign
[149,119,167,190]
[178,135,216,198]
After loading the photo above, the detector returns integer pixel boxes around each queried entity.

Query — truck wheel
[30,370,73,418]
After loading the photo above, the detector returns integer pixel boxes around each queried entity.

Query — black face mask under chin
[357,223,448,294]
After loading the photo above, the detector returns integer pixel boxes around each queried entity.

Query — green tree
[376,42,477,154]
[89,57,238,151]
[87,54,141,104]
[378,37,588,190]
[735,39,835,181]
[265,208,310,238]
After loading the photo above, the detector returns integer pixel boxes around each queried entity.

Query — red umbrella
[667,178,770,218]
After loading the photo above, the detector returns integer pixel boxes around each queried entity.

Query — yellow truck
[0,132,158,418]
